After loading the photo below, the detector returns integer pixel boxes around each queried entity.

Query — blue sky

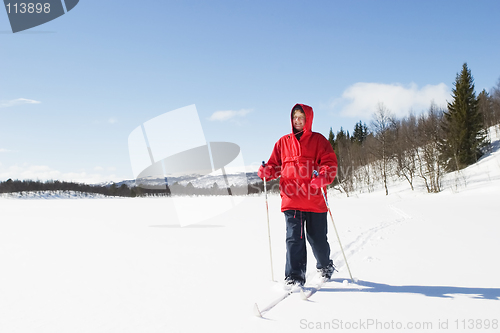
[1,0,500,183]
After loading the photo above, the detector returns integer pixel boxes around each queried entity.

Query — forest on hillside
[328,63,500,196]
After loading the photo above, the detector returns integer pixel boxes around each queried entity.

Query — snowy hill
[1,126,499,332]
[105,171,261,190]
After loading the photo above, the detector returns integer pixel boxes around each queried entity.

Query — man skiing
[258,104,338,288]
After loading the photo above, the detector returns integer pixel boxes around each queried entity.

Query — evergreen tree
[335,127,347,152]
[328,127,335,150]
[109,183,117,196]
[336,127,347,140]
[352,120,369,144]
[441,63,487,171]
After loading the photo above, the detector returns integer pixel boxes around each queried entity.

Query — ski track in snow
[329,204,411,274]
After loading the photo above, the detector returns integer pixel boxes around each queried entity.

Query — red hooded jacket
[265,104,338,213]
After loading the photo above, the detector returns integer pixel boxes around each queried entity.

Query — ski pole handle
[262,161,268,193]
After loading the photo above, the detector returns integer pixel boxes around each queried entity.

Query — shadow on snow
[149,224,224,228]
[322,278,500,301]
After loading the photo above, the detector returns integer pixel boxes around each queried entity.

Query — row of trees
[0,179,138,197]
[0,178,273,197]
[329,63,500,196]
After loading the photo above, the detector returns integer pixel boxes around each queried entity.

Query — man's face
[293,111,306,132]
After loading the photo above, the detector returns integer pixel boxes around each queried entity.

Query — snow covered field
[1,128,500,332]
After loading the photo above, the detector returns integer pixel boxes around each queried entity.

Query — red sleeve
[265,139,283,180]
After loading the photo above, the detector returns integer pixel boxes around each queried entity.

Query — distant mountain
[105,172,262,189]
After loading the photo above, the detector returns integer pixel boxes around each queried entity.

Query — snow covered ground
[1,127,500,332]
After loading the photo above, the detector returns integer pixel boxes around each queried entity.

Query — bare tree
[370,103,397,195]
[395,115,418,191]
[491,78,500,128]
[478,89,494,129]
[351,135,376,193]
[416,103,445,193]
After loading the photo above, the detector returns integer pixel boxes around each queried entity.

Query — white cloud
[0,98,41,108]
[0,148,11,153]
[209,109,252,121]
[335,82,450,119]
[108,117,118,124]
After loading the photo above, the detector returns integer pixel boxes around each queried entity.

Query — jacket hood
[291,103,313,134]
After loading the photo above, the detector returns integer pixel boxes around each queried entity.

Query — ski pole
[262,161,275,282]
[313,170,354,283]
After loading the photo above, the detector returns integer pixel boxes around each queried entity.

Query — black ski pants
[284,210,331,283]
